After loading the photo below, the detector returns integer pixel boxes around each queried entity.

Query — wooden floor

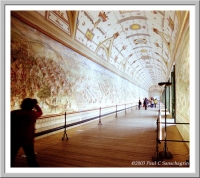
[13,106,189,168]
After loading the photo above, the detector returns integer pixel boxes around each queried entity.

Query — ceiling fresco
[36,10,186,90]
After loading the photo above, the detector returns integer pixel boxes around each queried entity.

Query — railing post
[62,112,68,140]
[115,105,118,118]
[159,84,173,159]
[158,109,162,141]
[152,118,162,162]
[98,107,102,125]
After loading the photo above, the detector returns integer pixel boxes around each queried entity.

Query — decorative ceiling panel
[46,11,70,35]
[35,9,186,90]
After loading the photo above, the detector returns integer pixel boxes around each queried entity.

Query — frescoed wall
[174,17,190,148]
[11,16,148,116]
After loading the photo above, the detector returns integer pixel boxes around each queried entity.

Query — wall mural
[176,26,190,121]
[175,21,190,146]
[11,16,147,115]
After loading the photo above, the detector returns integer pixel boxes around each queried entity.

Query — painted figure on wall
[11,16,147,115]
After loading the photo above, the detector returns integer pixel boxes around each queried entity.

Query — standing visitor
[143,98,147,110]
[154,98,158,108]
[151,99,154,108]
[138,100,142,110]
[11,98,43,167]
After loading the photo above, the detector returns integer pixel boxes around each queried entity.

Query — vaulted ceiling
[73,10,180,90]
[12,10,188,91]
[73,10,178,89]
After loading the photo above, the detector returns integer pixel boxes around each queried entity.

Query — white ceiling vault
[75,10,178,89]
[34,9,187,91]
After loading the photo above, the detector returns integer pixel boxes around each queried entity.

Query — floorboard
[12,107,190,168]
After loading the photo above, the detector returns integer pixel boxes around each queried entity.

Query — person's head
[20,98,38,110]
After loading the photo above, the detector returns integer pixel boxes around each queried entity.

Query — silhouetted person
[143,98,147,110]
[154,98,158,108]
[138,100,142,110]
[11,98,43,167]
[151,99,154,108]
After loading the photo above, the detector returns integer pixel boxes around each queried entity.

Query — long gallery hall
[13,103,189,168]
[8,6,193,174]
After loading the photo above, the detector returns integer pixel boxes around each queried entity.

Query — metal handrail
[35,102,136,137]
[157,111,190,143]
[38,102,134,119]
[152,101,190,161]
[159,122,190,124]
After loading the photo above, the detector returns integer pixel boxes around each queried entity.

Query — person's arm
[34,104,43,117]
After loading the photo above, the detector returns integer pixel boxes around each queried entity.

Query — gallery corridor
[12,105,189,168]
